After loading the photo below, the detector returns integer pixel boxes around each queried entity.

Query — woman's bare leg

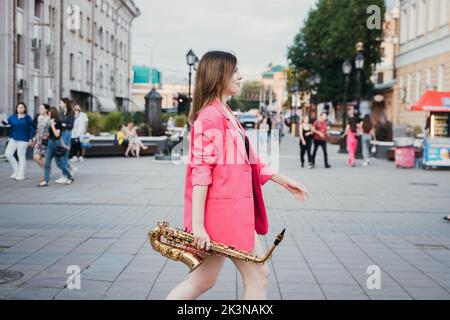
[166,254,226,300]
[231,232,270,300]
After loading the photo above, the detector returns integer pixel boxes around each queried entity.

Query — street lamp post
[339,60,352,153]
[355,43,365,121]
[186,49,198,111]
[308,74,321,119]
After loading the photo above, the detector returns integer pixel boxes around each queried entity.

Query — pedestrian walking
[71,105,89,162]
[39,107,74,187]
[311,112,331,169]
[33,104,51,183]
[167,50,309,300]
[343,117,359,167]
[2,102,35,181]
[361,114,376,166]
[58,98,75,183]
[299,115,314,168]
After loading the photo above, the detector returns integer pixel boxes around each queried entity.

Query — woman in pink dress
[167,51,310,300]
[343,117,359,167]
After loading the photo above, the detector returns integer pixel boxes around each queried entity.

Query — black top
[60,112,75,131]
[49,120,63,140]
[238,130,250,159]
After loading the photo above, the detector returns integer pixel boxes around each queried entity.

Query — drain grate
[409,182,439,187]
[0,270,24,284]
[415,244,449,250]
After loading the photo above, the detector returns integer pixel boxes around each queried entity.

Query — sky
[131,0,317,85]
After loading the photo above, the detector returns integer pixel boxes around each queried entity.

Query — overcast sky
[131,0,317,85]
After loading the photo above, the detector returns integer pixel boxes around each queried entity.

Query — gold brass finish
[149,221,286,273]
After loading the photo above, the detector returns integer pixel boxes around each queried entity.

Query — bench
[83,136,168,158]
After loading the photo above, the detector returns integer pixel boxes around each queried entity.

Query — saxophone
[148,221,286,273]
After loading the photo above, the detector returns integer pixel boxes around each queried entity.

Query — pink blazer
[184,98,277,252]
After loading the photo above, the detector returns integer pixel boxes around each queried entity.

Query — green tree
[288,0,385,104]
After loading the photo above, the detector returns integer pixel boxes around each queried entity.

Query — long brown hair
[188,51,238,125]
[362,114,373,132]
[49,107,60,121]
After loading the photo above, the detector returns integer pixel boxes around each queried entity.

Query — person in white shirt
[71,105,89,162]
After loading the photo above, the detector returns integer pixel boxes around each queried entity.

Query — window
[70,53,75,80]
[34,47,40,70]
[106,64,109,90]
[415,71,421,100]
[99,65,104,88]
[86,60,91,84]
[426,68,432,88]
[79,11,83,37]
[111,35,115,56]
[94,22,98,45]
[17,34,25,65]
[428,0,437,32]
[438,65,445,91]
[407,74,412,103]
[99,27,104,49]
[87,16,91,41]
[440,0,449,26]
[106,30,109,52]
[377,72,384,84]
[417,0,425,36]
[408,1,416,40]
[400,6,408,44]
[34,0,43,19]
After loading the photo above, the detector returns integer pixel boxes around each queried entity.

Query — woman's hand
[271,173,309,202]
[301,139,306,146]
[192,224,212,251]
[284,178,309,202]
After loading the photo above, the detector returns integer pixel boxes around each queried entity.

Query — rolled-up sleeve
[258,156,276,186]
[190,119,219,186]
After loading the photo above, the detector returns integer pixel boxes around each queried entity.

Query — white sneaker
[11,171,18,179]
[70,157,79,162]
[65,178,74,185]
[78,156,84,162]
[55,176,67,184]
[14,175,25,181]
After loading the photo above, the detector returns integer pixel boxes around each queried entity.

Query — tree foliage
[287,0,385,104]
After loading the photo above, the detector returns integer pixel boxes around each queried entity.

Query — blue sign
[442,97,450,107]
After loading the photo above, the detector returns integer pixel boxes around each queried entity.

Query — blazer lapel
[211,99,249,164]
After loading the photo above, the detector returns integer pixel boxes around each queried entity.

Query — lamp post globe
[186,49,196,66]
[342,59,352,75]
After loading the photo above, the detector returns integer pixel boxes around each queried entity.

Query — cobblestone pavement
[0,132,449,300]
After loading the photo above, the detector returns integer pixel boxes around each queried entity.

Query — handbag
[371,145,377,154]
[41,121,50,146]
[52,139,68,157]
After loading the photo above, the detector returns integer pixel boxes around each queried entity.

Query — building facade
[394,0,450,127]
[0,0,140,120]
[372,3,400,126]
[261,64,288,112]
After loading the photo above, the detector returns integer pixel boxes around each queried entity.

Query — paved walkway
[0,132,449,300]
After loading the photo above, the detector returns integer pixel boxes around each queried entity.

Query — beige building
[372,3,401,125]
[261,64,288,112]
[132,82,190,112]
[394,0,450,127]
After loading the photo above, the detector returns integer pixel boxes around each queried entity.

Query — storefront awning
[95,96,118,113]
[408,91,450,112]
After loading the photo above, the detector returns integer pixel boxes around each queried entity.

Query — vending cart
[408,91,450,170]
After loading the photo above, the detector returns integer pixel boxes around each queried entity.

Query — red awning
[408,91,450,112]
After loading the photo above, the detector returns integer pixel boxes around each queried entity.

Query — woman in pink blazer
[167,51,309,300]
